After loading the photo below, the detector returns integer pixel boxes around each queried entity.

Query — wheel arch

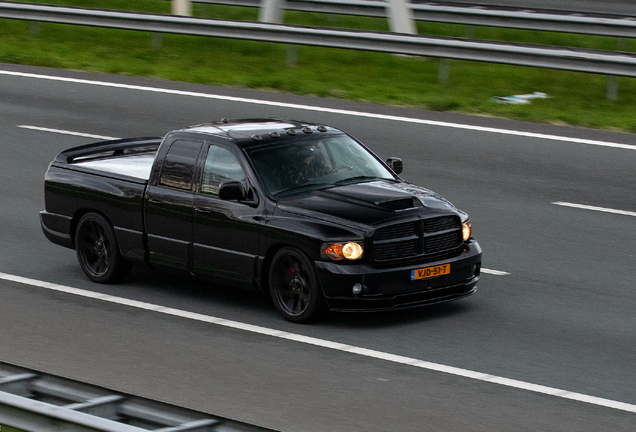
[258,242,326,297]
[71,209,120,253]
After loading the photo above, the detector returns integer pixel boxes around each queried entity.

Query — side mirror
[386,157,403,175]
[219,181,246,201]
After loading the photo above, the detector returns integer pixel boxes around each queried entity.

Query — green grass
[1,0,636,132]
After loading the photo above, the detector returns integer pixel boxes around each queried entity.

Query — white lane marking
[18,125,117,140]
[3,69,636,151]
[553,202,636,217]
[481,268,510,276]
[0,272,633,413]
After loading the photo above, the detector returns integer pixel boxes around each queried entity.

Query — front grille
[374,239,418,261]
[425,231,462,253]
[372,216,462,262]
[425,216,458,232]
[374,221,416,241]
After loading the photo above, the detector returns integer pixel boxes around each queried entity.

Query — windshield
[245,133,397,196]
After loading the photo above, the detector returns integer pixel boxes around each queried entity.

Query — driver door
[192,143,263,289]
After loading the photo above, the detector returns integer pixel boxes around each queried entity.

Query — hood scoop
[376,197,420,211]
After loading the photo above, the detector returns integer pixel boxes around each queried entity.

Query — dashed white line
[481,268,510,276]
[4,69,636,151]
[0,271,633,413]
[553,202,636,217]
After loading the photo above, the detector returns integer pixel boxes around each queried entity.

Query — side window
[201,145,247,196]
[159,140,202,190]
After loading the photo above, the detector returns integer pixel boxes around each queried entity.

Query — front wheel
[268,247,326,323]
[75,213,131,283]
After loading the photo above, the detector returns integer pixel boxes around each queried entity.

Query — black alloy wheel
[269,247,325,323]
[75,213,131,283]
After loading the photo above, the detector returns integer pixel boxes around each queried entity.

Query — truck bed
[41,137,163,259]
[73,152,157,180]
[52,136,163,182]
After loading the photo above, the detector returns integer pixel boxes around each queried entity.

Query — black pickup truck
[41,118,482,323]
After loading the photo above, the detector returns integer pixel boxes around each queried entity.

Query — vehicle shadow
[122,267,476,329]
[321,300,475,329]
[122,267,273,311]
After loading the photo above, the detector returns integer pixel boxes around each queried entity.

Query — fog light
[352,283,363,295]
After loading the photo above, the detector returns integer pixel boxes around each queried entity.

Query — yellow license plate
[411,264,450,280]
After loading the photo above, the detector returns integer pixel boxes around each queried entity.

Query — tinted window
[246,134,395,195]
[201,145,246,196]
[159,140,202,190]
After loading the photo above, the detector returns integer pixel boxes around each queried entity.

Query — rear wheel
[75,213,131,283]
[269,247,325,323]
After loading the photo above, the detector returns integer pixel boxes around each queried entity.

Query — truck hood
[275,180,461,226]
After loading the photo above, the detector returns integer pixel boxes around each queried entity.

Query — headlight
[462,221,472,241]
[322,242,363,260]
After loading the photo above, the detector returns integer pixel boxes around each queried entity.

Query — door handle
[195,207,212,214]
[148,198,164,205]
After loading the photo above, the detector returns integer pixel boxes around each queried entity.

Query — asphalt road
[0,63,635,431]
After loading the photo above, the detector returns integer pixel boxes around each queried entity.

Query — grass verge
[1,0,635,133]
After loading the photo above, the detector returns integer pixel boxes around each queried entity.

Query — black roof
[181,118,341,148]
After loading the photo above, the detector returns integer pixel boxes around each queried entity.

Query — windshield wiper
[275,182,332,197]
[334,176,381,185]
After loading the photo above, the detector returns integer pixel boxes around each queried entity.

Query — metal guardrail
[1,1,636,80]
[194,0,636,38]
[0,361,276,432]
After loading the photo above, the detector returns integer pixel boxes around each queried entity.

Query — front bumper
[315,240,482,311]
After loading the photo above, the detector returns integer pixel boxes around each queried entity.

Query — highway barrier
[0,361,276,432]
[195,0,636,38]
[0,1,634,98]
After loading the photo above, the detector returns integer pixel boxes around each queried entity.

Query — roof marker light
[270,132,280,138]
[221,118,229,124]
[286,129,297,136]
[317,125,328,132]
[302,127,313,134]
[251,134,262,141]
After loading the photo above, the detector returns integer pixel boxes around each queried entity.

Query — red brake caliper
[287,265,295,291]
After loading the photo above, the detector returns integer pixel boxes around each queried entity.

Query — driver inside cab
[287,145,328,186]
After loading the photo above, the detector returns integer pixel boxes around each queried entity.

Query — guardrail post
[286,45,298,68]
[606,76,618,100]
[172,0,192,16]
[152,32,163,49]
[166,1,191,49]
[438,58,450,83]
[30,21,40,37]
[259,0,297,67]
[465,25,475,39]
[386,0,417,34]
[605,37,628,100]
[259,0,284,24]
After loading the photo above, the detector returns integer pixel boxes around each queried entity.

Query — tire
[268,247,326,323]
[75,213,132,283]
